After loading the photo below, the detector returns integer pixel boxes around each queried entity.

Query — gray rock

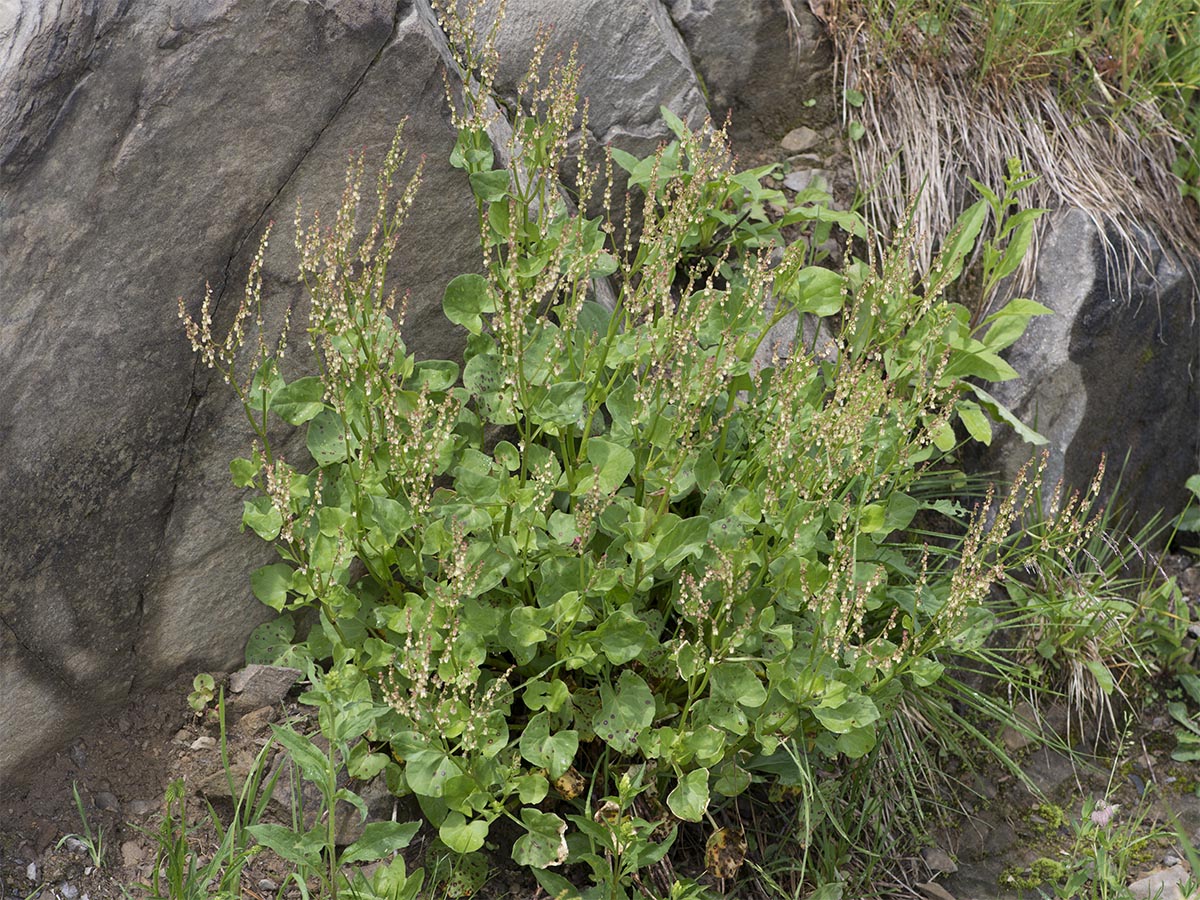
[60,883,79,900]
[228,664,301,709]
[985,209,1199,527]
[781,126,821,154]
[0,0,480,784]
[234,705,278,736]
[125,799,155,819]
[784,168,828,193]
[120,840,144,869]
[189,736,217,751]
[665,0,834,154]
[922,847,958,874]
[68,742,86,769]
[93,791,120,813]
[1127,864,1193,900]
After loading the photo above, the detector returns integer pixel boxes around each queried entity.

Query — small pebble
[26,862,37,882]
[172,728,191,745]
[69,743,87,769]
[1164,854,1181,866]
[61,882,79,899]
[126,799,155,818]
[780,125,819,153]
[121,840,144,868]
[117,714,133,735]
[94,791,120,813]
[64,837,88,854]
[258,878,279,892]
[189,736,217,751]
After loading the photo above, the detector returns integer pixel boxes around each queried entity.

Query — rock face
[0,0,834,784]
[986,208,1199,524]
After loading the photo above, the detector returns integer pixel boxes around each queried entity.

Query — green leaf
[908,657,944,687]
[533,381,586,428]
[245,823,323,867]
[367,495,413,546]
[835,722,877,758]
[347,740,390,780]
[251,563,294,612]
[968,384,1048,446]
[1178,673,1200,705]
[519,713,579,779]
[813,694,879,734]
[710,662,767,709]
[230,456,260,488]
[468,170,511,203]
[411,359,460,392]
[666,769,710,822]
[443,274,495,336]
[1083,659,1114,696]
[438,812,489,855]
[590,608,652,665]
[270,724,329,787]
[524,679,570,713]
[957,401,993,445]
[242,496,282,541]
[307,407,352,466]
[578,438,635,495]
[594,671,655,754]
[782,266,844,316]
[848,121,865,141]
[405,749,463,798]
[933,199,987,288]
[512,809,568,869]
[653,516,711,571]
[341,821,420,865]
[270,377,326,425]
[844,88,864,107]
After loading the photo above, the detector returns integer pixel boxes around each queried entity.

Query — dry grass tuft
[782,0,1200,309]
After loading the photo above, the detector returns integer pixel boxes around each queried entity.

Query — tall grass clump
[798,0,1200,312]
[178,0,1119,894]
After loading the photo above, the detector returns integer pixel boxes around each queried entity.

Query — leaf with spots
[593,670,655,754]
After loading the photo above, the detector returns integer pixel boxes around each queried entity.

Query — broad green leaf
[519,712,579,779]
[782,266,844,317]
[443,274,495,336]
[270,377,325,425]
[980,297,1051,352]
[341,821,420,864]
[666,769,710,822]
[957,401,993,445]
[242,496,282,541]
[594,670,655,754]
[579,438,635,495]
[307,408,352,466]
[411,359,459,392]
[590,608,651,665]
[710,662,767,709]
[245,823,322,867]
[367,495,413,546]
[251,563,294,612]
[933,199,987,288]
[347,739,390,780]
[405,749,463,798]
[968,384,1048,446]
[858,504,886,534]
[813,694,879,734]
[653,516,711,571]
[512,809,568,869]
[269,724,328,787]
[1179,673,1200,705]
[1083,659,1114,696]
[908,657,944,687]
[835,722,877,758]
[468,170,510,203]
[230,456,260,488]
[438,812,489,855]
[533,381,586,428]
[524,679,570,713]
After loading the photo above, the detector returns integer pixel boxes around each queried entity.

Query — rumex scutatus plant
[179,1,1102,893]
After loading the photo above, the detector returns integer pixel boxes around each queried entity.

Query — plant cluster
[176,2,1133,895]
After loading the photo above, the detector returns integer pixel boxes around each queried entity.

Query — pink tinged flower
[1090,799,1118,828]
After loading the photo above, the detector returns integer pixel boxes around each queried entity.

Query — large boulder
[986,208,1199,524]
[1,0,478,783]
[0,0,746,784]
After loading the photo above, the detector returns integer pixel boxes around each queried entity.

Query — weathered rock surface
[985,208,1199,524]
[0,0,746,784]
[1,0,479,784]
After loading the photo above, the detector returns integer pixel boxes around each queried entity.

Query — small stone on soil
[258,879,279,892]
[780,125,819,153]
[68,743,86,769]
[922,846,958,873]
[172,728,191,745]
[25,863,36,882]
[121,840,144,868]
[228,664,302,709]
[94,791,120,812]
[1127,863,1193,900]
[234,705,277,736]
[126,798,155,818]
[60,881,79,899]
[189,736,217,751]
